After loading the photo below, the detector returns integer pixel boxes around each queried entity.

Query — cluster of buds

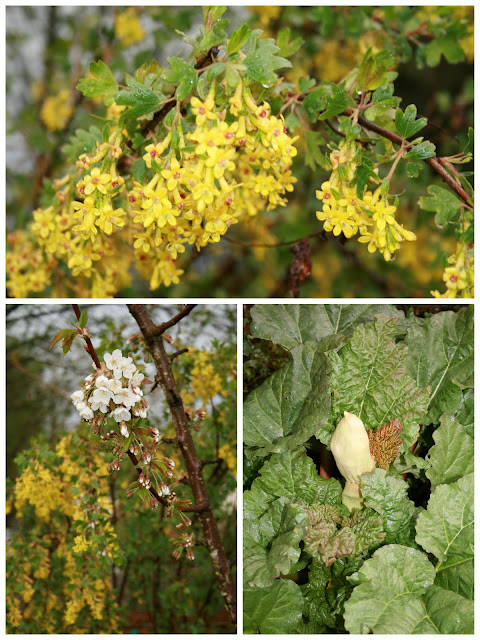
[171,532,195,561]
[185,407,207,431]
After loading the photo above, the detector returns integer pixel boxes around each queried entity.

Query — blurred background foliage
[6,6,473,297]
[7,303,236,633]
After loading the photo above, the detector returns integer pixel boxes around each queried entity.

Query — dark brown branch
[127,304,236,626]
[169,348,189,361]
[151,304,197,336]
[72,304,102,370]
[344,110,472,204]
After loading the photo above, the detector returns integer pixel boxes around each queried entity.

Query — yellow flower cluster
[40,89,73,131]
[7,82,297,296]
[431,242,474,298]
[7,127,133,298]
[114,7,145,47]
[189,348,224,408]
[7,433,120,632]
[315,142,416,261]
[130,83,297,289]
[218,442,236,475]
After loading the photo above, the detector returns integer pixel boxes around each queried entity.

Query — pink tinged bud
[120,422,129,438]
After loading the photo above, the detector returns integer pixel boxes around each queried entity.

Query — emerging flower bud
[330,411,376,511]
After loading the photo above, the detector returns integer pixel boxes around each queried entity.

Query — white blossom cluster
[71,349,149,428]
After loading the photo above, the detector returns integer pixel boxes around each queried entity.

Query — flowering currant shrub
[243,304,473,634]
[7,305,237,633]
[6,6,473,297]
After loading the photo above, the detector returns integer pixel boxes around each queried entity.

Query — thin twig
[343,110,472,204]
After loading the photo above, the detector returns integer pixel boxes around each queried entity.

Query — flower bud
[330,411,375,511]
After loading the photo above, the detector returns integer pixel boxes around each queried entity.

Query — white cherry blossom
[122,359,137,379]
[91,387,113,405]
[90,400,109,413]
[113,387,137,408]
[95,375,110,389]
[71,390,84,403]
[130,372,144,387]
[104,349,124,378]
[112,407,131,422]
[80,406,94,420]
[108,378,123,394]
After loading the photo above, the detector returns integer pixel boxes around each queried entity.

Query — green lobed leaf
[227,23,251,54]
[244,580,304,634]
[352,155,380,199]
[361,469,417,546]
[76,60,118,105]
[403,306,473,422]
[250,303,403,350]
[243,343,334,458]
[305,130,325,170]
[395,104,427,139]
[357,48,395,91]
[318,84,351,120]
[161,56,197,100]
[418,184,463,228]
[416,474,473,600]
[275,27,303,58]
[425,36,465,67]
[404,140,436,160]
[243,36,292,86]
[302,87,329,122]
[116,76,162,125]
[322,316,429,446]
[425,413,473,489]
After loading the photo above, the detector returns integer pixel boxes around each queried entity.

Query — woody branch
[127,303,236,626]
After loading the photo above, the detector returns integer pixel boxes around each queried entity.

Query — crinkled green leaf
[244,498,308,588]
[244,36,291,86]
[244,580,304,634]
[426,414,473,489]
[416,474,473,600]
[76,60,118,105]
[244,449,342,518]
[418,184,463,228]
[415,585,473,633]
[250,303,403,350]
[243,343,332,458]
[322,316,429,446]
[304,505,385,566]
[395,104,427,139]
[404,306,473,422]
[161,56,197,100]
[361,469,417,545]
[344,545,436,634]
[116,76,162,125]
[454,388,473,438]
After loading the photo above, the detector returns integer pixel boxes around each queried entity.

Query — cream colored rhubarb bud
[330,411,375,511]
